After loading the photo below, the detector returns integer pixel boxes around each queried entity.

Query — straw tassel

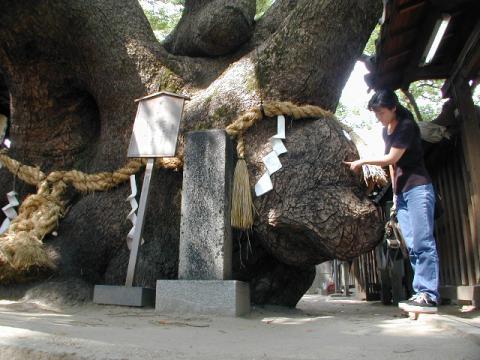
[231,135,254,230]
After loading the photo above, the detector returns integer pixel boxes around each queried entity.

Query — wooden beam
[375,0,405,80]
[407,63,451,80]
[379,51,411,77]
[442,19,480,96]
[374,64,450,90]
[400,10,442,89]
[398,0,427,12]
[374,1,428,89]
[389,25,421,40]
[430,0,477,12]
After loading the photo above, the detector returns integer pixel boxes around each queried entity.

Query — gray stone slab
[156,280,250,316]
[179,130,234,280]
[93,285,155,307]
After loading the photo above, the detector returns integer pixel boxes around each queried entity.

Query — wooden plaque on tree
[127,91,190,158]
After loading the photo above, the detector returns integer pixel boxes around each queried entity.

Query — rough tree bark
[0,0,383,306]
[164,0,256,56]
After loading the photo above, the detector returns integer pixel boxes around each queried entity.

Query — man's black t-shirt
[383,116,431,194]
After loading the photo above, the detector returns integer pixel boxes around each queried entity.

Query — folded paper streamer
[271,137,287,155]
[262,151,282,175]
[126,175,144,250]
[254,172,273,196]
[0,191,19,234]
[254,115,288,196]
[272,115,286,139]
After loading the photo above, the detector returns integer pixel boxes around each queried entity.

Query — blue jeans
[396,183,440,303]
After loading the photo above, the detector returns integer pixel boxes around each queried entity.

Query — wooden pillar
[452,80,480,285]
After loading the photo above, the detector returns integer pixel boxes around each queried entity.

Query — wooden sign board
[127,92,190,158]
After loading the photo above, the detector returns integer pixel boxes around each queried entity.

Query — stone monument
[156,130,250,316]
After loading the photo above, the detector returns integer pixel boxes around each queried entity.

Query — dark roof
[365,0,480,92]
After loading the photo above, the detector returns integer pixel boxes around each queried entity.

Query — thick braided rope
[225,101,334,139]
[0,180,65,282]
[0,152,183,193]
[0,150,46,186]
[46,159,145,192]
[44,158,182,193]
[263,101,334,120]
[225,107,262,138]
[236,135,246,159]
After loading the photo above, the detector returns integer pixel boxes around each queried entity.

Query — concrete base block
[156,280,250,316]
[440,285,480,307]
[93,285,155,307]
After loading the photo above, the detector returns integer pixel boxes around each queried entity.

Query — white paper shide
[254,115,289,197]
[126,175,144,250]
[255,172,274,197]
[271,137,287,155]
[0,191,19,234]
[262,151,282,175]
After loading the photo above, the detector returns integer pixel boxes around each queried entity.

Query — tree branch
[402,88,424,122]
[256,0,382,110]
[163,0,256,57]
[251,0,299,45]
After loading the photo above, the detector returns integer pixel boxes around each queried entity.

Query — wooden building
[365,0,480,305]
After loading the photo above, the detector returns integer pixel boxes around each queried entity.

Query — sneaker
[402,293,438,314]
[398,294,419,310]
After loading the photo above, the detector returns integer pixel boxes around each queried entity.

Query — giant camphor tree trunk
[0,0,383,306]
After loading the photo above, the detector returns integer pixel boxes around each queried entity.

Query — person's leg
[403,183,440,304]
[396,192,418,292]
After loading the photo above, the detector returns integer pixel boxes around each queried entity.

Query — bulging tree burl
[0,0,383,306]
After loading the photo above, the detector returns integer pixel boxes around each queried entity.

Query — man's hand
[343,159,363,173]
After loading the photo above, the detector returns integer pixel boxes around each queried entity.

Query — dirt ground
[0,294,479,360]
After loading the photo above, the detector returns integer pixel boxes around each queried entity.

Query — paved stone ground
[0,294,478,360]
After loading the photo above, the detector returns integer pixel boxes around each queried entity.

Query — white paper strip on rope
[272,115,286,139]
[0,218,10,234]
[255,172,273,196]
[126,175,144,250]
[271,137,287,155]
[254,115,289,197]
[262,151,282,175]
[5,191,18,208]
[0,191,19,234]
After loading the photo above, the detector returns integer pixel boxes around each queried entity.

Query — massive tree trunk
[0,0,383,306]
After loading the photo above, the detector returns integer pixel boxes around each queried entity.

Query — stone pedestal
[156,280,250,316]
[93,285,155,307]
